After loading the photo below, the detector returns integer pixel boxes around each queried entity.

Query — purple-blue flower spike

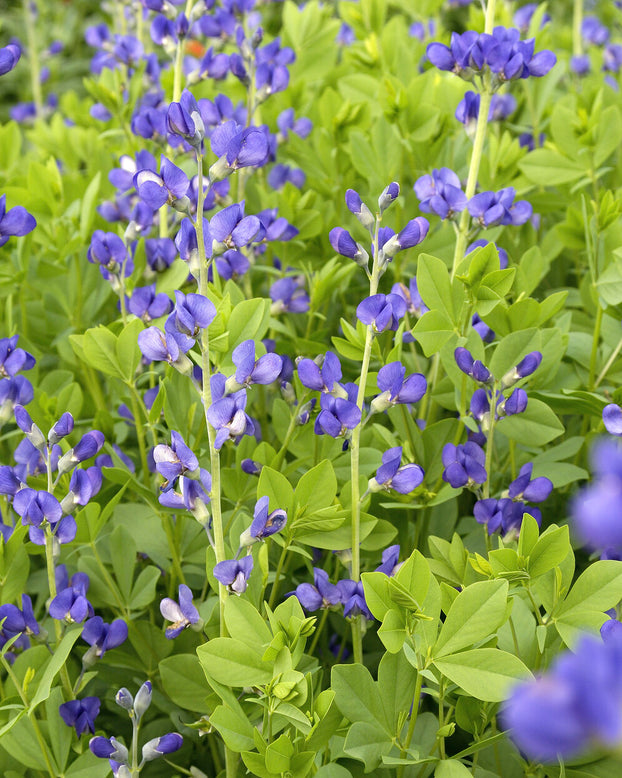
[442,441,487,488]
[369,447,424,493]
[314,394,361,438]
[167,89,205,148]
[454,347,494,386]
[153,431,199,491]
[213,555,254,594]
[160,584,200,639]
[371,362,427,413]
[500,350,542,389]
[89,736,129,762]
[329,227,369,267]
[378,182,400,214]
[604,404,622,436]
[0,44,21,76]
[240,495,288,546]
[345,189,375,231]
[225,340,283,392]
[357,293,407,333]
[290,568,341,611]
[59,698,100,737]
[0,195,36,246]
[141,733,183,761]
[81,616,128,664]
[336,579,374,620]
[297,351,345,396]
[414,168,467,219]
[508,463,553,503]
[206,390,255,449]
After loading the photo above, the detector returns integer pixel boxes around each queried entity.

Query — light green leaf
[433,649,532,702]
[433,580,509,658]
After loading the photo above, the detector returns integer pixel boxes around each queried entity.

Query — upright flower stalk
[451,0,497,281]
[193,148,227,635]
[349,217,382,664]
[22,0,43,117]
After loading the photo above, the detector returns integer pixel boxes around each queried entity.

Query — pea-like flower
[160,584,200,639]
[153,431,199,491]
[455,347,493,385]
[49,572,94,623]
[59,698,100,737]
[239,495,288,545]
[314,394,361,438]
[81,616,128,663]
[0,195,36,247]
[442,441,487,488]
[368,447,424,494]
[297,351,344,395]
[414,168,467,219]
[357,293,407,333]
[336,580,374,620]
[225,339,283,393]
[371,362,427,413]
[134,156,190,211]
[167,89,205,148]
[213,556,254,594]
[290,568,341,611]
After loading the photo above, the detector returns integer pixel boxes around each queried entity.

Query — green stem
[588,304,603,391]
[268,543,289,610]
[131,716,140,776]
[127,384,150,487]
[272,413,298,470]
[349,217,382,665]
[0,655,57,778]
[22,0,44,118]
[483,383,499,500]
[437,676,446,759]
[594,335,622,389]
[397,669,423,778]
[173,0,196,102]
[308,607,330,656]
[573,0,583,57]
[195,149,228,640]
[451,83,494,281]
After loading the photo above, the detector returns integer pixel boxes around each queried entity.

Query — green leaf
[159,654,213,711]
[361,571,392,621]
[46,687,71,773]
[378,650,417,732]
[116,318,143,381]
[314,766,352,778]
[520,149,587,185]
[528,526,571,578]
[210,704,256,751]
[417,254,458,324]
[518,513,540,557]
[331,663,390,733]
[29,626,82,710]
[294,459,337,512]
[129,566,161,609]
[64,751,112,777]
[558,561,622,616]
[435,760,473,778]
[343,721,394,772]
[596,259,622,307]
[433,580,509,658]
[489,328,540,378]
[395,549,430,608]
[433,649,532,702]
[197,638,273,687]
[412,310,455,357]
[378,608,407,653]
[79,172,101,241]
[227,298,271,352]
[80,326,124,378]
[224,596,272,650]
[265,734,294,774]
[499,398,565,446]
[109,525,136,601]
[257,466,295,514]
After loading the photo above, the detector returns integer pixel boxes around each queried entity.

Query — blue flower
[0,195,36,247]
[290,568,341,611]
[160,584,200,639]
[213,556,254,594]
[59,698,100,737]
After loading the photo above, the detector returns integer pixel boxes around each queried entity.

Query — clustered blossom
[501,625,622,762]
[0,194,36,247]
[90,681,182,770]
[160,584,201,639]
[368,447,424,494]
[474,463,553,535]
[290,544,403,620]
[572,440,622,554]
[427,26,557,86]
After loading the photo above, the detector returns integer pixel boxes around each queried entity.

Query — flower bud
[133,680,152,721]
